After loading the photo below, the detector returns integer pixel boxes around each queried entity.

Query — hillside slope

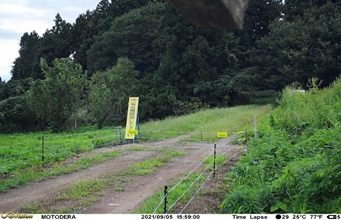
[221,78,341,213]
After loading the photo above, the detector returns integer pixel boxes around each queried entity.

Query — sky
[0,0,100,82]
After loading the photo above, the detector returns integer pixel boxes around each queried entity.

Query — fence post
[119,126,122,144]
[213,144,217,178]
[254,115,258,139]
[113,128,116,146]
[41,136,45,168]
[164,185,168,214]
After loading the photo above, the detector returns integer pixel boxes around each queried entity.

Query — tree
[283,0,341,21]
[95,0,110,16]
[0,78,33,101]
[238,2,341,92]
[11,31,41,80]
[28,58,87,132]
[87,2,167,74]
[107,0,154,17]
[71,0,153,75]
[0,95,37,133]
[39,14,73,64]
[149,3,239,109]
[71,10,95,71]
[89,58,140,128]
[235,0,283,48]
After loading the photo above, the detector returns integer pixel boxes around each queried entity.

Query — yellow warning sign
[128,130,138,135]
[217,132,228,138]
[125,97,139,139]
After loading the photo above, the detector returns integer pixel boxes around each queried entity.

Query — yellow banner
[125,97,139,139]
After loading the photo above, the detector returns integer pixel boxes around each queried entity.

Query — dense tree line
[0,0,340,133]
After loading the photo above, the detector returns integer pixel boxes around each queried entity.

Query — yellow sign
[128,130,138,135]
[217,132,228,138]
[125,97,139,139]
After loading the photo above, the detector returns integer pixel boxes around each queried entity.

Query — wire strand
[166,159,214,213]
[180,170,214,214]
[152,144,215,214]
[179,152,242,213]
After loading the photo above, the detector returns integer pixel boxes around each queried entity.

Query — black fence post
[41,136,45,168]
[213,144,217,178]
[164,185,168,214]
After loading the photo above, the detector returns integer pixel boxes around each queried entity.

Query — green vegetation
[56,180,106,206]
[140,105,272,141]
[89,58,140,128]
[0,126,117,176]
[221,78,341,213]
[204,155,226,170]
[124,148,186,176]
[27,58,87,132]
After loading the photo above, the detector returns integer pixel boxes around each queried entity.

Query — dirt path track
[0,135,239,213]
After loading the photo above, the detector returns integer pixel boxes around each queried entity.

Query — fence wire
[0,133,122,174]
[166,159,215,213]
[179,151,242,213]
[1,130,241,184]
[152,147,214,214]
[179,169,214,213]
[152,145,243,214]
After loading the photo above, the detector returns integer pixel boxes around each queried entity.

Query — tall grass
[140,105,272,141]
[221,77,341,213]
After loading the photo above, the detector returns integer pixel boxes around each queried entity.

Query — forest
[0,0,341,133]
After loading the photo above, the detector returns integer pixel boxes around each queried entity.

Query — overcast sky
[0,0,100,82]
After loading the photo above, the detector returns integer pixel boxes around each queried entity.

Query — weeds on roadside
[221,77,341,213]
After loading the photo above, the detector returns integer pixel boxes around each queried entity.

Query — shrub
[221,77,341,213]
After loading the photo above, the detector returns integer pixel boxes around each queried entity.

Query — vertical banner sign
[125,97,139,140]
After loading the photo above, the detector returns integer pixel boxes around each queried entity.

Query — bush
[0,95,39,133]
[221,77,341,213]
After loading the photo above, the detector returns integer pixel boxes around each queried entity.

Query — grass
[0,126,119,175]
[124,158,168,176]
[221,77,341,213]
[56,180,107,206]
[140,105,272,141]
[124,148,186,176]
[204,155,226,170]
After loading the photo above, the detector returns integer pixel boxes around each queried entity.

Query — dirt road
[0,134,240,213]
